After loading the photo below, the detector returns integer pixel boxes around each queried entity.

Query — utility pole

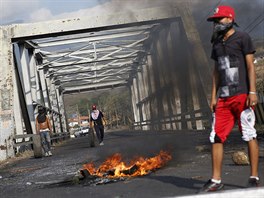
[87,103,90,123]
[76,104,80,126]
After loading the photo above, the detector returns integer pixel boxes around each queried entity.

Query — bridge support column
[45,74,56,133]
[38,68,50,107]
[137,70,149,130]
[0,27,15,160]
[16,43,36,134]
[131,78,140,129]
[51,83,61,133]
[178,2,211,129]
[140,63,151,130]
[146,54,156,130]
[167,24,182,130]
[58,91,68,133]
[178,2,212,105]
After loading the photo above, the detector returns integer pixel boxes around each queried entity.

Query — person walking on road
[201,5,260,192]
[36,106,53,157]
[90,105,106,146]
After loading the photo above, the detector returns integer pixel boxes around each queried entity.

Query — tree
[64,88,133,129]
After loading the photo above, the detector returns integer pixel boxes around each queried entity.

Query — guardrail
[13,132,71,155]
[132,97,264,131]
[133,107,211,130]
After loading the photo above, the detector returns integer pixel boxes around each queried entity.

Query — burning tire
[33,135,43,158]
[89,128,95,147]
[81,150,172,185]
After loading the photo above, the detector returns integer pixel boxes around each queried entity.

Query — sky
[1,0,263,23]
[0,0,263,41]
[0,0,110,24]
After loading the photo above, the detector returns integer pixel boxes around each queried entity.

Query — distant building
[68,116,89,127]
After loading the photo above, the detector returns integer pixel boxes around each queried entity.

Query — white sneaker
[44,152,49,157]
[48,151,52,156]
[99,142,104,146]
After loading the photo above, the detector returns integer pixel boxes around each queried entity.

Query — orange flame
[82,150,172,178]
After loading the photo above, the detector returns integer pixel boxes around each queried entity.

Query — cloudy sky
[0,0,263,40]
[0,0,110,24]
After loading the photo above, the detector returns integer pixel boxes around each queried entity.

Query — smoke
[86,0,263,47]
[93,131,197,164]
[190,0,264,53]
[5,0,262,41]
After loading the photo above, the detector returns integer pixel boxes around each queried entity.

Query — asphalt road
[0,130,263,198]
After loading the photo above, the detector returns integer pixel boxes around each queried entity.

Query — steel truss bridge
[0,2,213,160]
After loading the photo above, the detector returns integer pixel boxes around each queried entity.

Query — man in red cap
[200,5,260,192]
[89,105,106,145]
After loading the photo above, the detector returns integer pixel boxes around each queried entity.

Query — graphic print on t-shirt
[218,55,239,97]
[91,110,99,120]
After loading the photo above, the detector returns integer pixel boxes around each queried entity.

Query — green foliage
[65,89,133,128]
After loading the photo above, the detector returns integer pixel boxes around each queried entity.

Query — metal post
[17,43,36,134]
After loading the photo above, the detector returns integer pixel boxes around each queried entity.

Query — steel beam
[10,7,180,40]
[63,80,127,93]
[16,43,36,134]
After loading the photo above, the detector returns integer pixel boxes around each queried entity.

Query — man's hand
[210,97,217,112]
[247,93,258,107]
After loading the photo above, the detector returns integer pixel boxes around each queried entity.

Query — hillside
[255,57,264,93]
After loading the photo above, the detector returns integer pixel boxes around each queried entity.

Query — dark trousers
[94,125,104,143]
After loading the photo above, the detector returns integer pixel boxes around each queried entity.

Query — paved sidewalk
[0,130,263,198]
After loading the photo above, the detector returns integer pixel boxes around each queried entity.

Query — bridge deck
[0,130,263,197]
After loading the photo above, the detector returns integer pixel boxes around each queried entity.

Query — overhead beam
[40,46,144,58]
[34,30,149,48]
[10,6,180,41]
[63,80,127,93]
[51,62,133,77]
[40,55,139,69]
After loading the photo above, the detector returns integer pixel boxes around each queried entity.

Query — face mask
[211,22,233,43]
[214,22,233,33]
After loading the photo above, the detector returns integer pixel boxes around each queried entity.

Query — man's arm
[102,117,106,126]
[89,116,93,128]
[101,112,106,126]
[210,62,220,112]
[246,54,258,107]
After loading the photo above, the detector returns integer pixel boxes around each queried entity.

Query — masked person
[90,105,106,146]
[36,106,53,157]
[200,5,260,192]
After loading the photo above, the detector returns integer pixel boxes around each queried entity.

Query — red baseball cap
[92,105,96,110]
[207,5,235,21]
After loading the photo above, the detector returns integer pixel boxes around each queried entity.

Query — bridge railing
[133,107,211,130]
[133,95,264,131]
[13,132,70,154]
